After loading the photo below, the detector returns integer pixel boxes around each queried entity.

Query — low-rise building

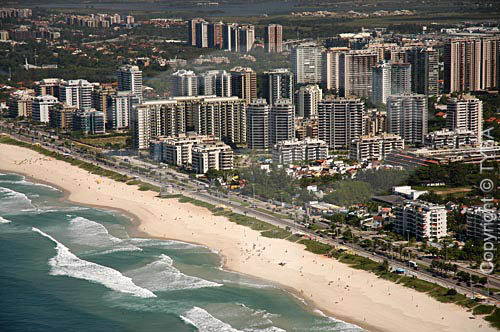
[393,200,447,240]
[424,128,478,149]
[191,141,234,174]
[272,138,328,164]
[349,133,404,161]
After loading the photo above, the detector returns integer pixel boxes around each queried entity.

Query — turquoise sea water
[0,172,364,332]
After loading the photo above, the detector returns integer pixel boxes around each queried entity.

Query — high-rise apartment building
[371,61,411,105]
[117,65,143,101]
[296,84,322,118]
[49,104,77,130]
[59,79,94,110]
[318,97,365,149]
[192,96,247,145]
[446,94,483,144]
[444,37,500,93]
[91,84,115,126]
[405,47,439,97]
[230,67,257,104]
[188,18,205,46]
[339,50,378,98]
[171,70,199,97]
[207,22,224,49]
[466,207,500,242]
[262,68,294,106]
[32,95,59,123]
[387,94,428,145]
[246,99,270,150]
[238,25,255,53]
[322,47,349,92]
[130,99,186,149]
[8,90,34,118]
[270,99,295,145]
[291,43,323,84]
[264,24,283,53]
[34,78,62,97]
[198,70,232,97]
[109,91,139,129]
[394,200,447,240]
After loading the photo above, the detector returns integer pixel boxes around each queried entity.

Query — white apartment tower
[296,84,322,118]
[109,91,139,129]
[387,94,428,145]
[117,65,143,101]
[322,47,349,92]
[318,98,365,149]
[394,201,447,240]
[446,95,483,145]
[291,43,323,84]
[339,50,378,98]
[372,62,411,105]
[198,70,231,97]
[171,70,199,97]
[270,99,295,145]
[32,95,59,123]
[58,79,94,110]
[246,99,270,150]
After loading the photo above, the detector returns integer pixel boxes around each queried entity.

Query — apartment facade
[296,84,322,118]
[272,138,328,164]
[291,43,323,84]
[393,200,447,240]
[270,99,295,145]
[246,99,270,150]
[318,97,365,149]
[117,64,143,101]
[264,24,283,53]
[387,94,428,145]
[349,133,404,162]
[262,68,294,106]
[446,94,483,144]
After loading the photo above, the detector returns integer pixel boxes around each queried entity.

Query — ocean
[0,172,364,332]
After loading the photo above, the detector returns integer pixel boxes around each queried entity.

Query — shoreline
[0,143,493,332]
[17,168,371,331]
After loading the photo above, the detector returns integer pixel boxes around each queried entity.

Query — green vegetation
[486,308,500,329]
[474,304,495,316]
[298,239,332,255]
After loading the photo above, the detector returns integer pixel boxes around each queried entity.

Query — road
[1,123,499,305]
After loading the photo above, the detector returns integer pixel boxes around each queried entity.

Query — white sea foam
[181,307,244,332]
[0,187,34,213]
[313,309,365,332]
[67,217,141,253]
[32,227,156,298]
[0,179,60,191]
[130,238,202,250]
[126,254,222,292]
[0,216,11,224]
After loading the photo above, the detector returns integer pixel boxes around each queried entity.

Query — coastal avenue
[1,122,499,306]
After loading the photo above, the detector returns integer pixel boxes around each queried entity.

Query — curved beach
[0,143,493,332]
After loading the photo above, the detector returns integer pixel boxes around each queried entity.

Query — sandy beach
[0,143,493,332]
